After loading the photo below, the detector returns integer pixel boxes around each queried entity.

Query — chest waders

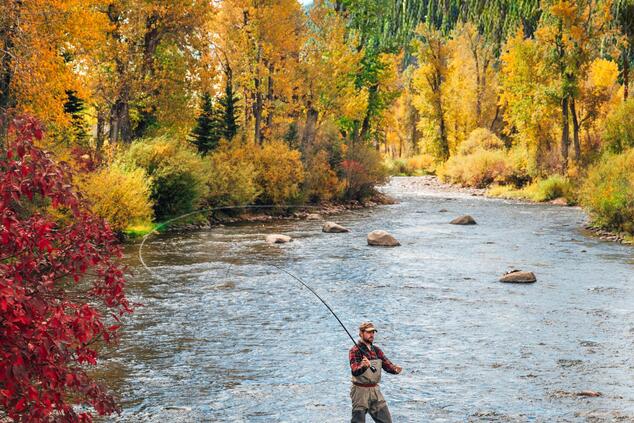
[350,351,393,423]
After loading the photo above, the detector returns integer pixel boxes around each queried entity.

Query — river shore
[147,176,631,245]
[155,190,396,232]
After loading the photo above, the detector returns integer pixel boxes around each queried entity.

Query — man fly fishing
[200,263,403,422]
[349,322,402,423]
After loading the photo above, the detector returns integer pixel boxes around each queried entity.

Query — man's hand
[394,365,403,374]
[361,357,371,368]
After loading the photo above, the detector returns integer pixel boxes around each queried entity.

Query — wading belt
[352,382,378,388]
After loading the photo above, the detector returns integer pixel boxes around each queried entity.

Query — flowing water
[102,177,634,422]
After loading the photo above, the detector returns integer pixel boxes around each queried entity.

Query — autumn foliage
[0,117,130,421]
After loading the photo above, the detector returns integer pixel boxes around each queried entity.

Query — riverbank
[389,176,633,245]
[122,190,396,239]
[206,191,396,226]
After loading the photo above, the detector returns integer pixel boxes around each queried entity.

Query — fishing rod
[268,263,377,373]
[137,204,377,372]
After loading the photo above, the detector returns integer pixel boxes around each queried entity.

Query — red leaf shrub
[0,116,131,422]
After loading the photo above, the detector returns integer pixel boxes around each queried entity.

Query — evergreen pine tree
[63,90,90,145]
[218,80,239,140]
[191,93,222,154]
[283,122,299,149]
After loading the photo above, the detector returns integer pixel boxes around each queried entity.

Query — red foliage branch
[0,116,131,422]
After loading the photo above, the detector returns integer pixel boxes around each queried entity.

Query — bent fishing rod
[138,204,377,372]
[268,263,377,372]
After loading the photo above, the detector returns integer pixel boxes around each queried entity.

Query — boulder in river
[265,234,292,244]
[450,215,477,225]
[323,222,350,233]
[306,213,322,220]
[499,270,536,283]
[367,230,400,247]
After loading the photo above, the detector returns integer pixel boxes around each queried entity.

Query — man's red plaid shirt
[349,342,399,376]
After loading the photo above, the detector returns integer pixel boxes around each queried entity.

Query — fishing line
[137,204,376,370]
[138,204,323,278]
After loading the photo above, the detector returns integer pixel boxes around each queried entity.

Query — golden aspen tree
[499,30,560,175]
[96,0,214,144]
[0,0,109,138]
[412,25,451,160]
[300,2,366,147]
[214,0,305,144]
[538,0,615,171]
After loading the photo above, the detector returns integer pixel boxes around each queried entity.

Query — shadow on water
[99,177,634,422]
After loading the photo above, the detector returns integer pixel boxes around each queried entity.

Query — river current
[102,177,634,422]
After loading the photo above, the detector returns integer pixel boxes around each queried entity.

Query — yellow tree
[574,58,622,155]
[95,0,214,144]
[442,24,500,152]
[538,0,614,170]
[383,66,419,158]
[412,25,451,160]
[300,2,366,147]
[214,0,305,144]
[499,29,561,175]
[0,0,108,139]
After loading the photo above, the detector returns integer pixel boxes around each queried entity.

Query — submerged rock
[577,390,602,397]
[499,270,536,283]
[550,197,568,206]
[367,230,400,247]
[322,222,350,233]
[265,234,292,244]
[450,215,477,225]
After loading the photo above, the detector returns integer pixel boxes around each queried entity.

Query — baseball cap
[359,322,377,333]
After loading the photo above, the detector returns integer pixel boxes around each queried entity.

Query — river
[101,177,634,422]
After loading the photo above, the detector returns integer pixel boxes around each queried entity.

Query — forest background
[2,0,634,236]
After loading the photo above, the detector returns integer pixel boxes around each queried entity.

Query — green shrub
[384,154,436,176]
[528,175,573,202]
[384,158,409,175]
[505,145,533,187]
[394,159,409,175]
[458,128,505,156]
[487,184,527,200]
[121,137,208,220]
[603,99,634,154]
[78,164,153,233]
[406,154,436,175]
[580,149,634,234]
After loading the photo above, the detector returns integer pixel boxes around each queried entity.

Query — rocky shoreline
[155,176,632,245]
[581,226,633,245]
[161,191,397,231]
